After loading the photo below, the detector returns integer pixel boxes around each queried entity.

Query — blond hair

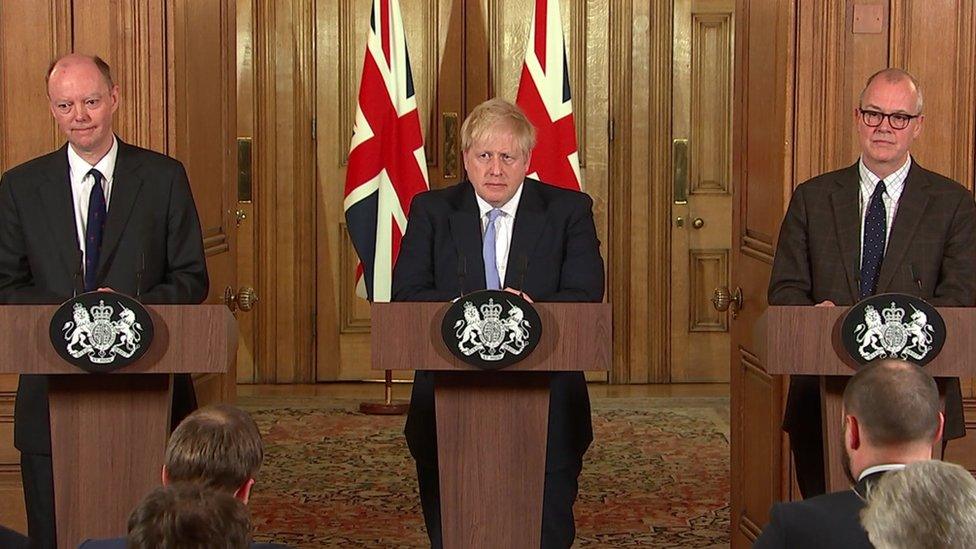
[460,98,536,156]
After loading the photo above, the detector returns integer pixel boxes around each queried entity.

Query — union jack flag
[344,0,429,302]
[515,0,581,191]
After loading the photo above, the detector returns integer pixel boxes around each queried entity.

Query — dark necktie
[84,169,107,292]
[859,180,887,299]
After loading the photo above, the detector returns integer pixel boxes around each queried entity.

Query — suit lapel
[505,180,544,288]
[35,145,83,277]
[97,140,144,275]
[876,163,930,293]
[829,164,862,302]
[449,182,486,290]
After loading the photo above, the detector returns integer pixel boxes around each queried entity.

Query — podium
[758,305,969,492]
[0,304,236,548]
[372,301,611,549]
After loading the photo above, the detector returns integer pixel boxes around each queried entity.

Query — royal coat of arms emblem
[50,292,155,372]
[854,302,936,362]
[62,300,145,364]
[441,290,543,369]
[454,298,532,361]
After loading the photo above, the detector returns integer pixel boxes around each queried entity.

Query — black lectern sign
[838,293,945,367]
[441,290,542,370]
[49,291,154,372]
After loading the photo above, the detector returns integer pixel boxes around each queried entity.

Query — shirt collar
[67,135,119,182]
[475,180,524,219]
[858,155,912,188]
[858,463,906,482]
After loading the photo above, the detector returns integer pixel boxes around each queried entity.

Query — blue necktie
[483,208,503,290]
[859,180,887,299]
[84,169,107,292]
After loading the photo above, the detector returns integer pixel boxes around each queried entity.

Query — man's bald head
[843,359,940,446]
[46,53,114,92]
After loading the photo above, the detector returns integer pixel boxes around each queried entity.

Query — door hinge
[311,117,317,141]
[311,311,317,337]
[608,118,615,142]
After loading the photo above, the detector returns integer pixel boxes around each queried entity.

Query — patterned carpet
[240,395,730,548]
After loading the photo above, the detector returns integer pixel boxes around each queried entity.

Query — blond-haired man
[393,98,604,548]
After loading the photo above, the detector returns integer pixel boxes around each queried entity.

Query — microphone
[72,249,84,297]
[456,254,467,298]
[909,264,922,293]
[514,254,529,298]
[135,251,146,302]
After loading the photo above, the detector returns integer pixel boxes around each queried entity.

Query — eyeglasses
[858,108,920,130]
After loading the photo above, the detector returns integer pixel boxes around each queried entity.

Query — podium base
[359,401,409,415]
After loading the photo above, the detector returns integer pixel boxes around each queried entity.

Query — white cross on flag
[515,0,582,191]
[343,0,430,302]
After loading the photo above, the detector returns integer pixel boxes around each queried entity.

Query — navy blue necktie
[84,169,107,292]
[859,180,887,299]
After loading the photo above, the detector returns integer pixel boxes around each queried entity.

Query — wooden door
[168,0,240,406]
[729,0,792,546]
[670,0,734,382]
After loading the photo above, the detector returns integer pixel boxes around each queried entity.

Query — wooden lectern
[372,301,611,549]
[0,304,236,548]
[758,305,969,492]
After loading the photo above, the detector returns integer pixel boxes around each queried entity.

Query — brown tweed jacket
[769,159,976,438]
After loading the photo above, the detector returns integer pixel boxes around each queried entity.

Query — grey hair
[859,68,924,114]
[861,460,976,549]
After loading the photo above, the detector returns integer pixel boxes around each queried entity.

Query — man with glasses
[768,68,975,498]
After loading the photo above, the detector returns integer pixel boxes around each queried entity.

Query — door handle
[712,286,743,319]
[223,286,258,312]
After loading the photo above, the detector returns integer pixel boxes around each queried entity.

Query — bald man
[0,53,208,546]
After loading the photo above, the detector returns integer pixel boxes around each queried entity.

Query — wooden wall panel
[892,0,976,188]
[690,12,732,194]
[689,250,728,332]
[610,1,672,383]
[0,0,69,169]
[253,0,315,383]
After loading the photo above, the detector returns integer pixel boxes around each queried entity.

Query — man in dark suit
[392,98,604,548]
[753,359,944,548]
[80,405,290,549]
[768,68,975,498]
[0,53,208,547]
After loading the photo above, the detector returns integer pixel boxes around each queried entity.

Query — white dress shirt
[475,182,524,287]
[858,156,910,267]
[67,136,118,274]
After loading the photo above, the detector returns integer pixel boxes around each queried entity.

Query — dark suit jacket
[752,471,885,548]
[0,139,209,454]
[768,160,976,438]
[391,178,605,468]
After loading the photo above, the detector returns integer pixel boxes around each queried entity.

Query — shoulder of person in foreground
[77,537,126,549]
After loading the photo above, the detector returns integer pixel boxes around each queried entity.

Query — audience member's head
[861,460,976,548]
[841,359,942,483]
[127,482,251,549]
[163,404,264,503]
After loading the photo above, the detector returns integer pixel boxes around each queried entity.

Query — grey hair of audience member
[861,460,976,549]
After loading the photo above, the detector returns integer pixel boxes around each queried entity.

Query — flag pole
[359,369,408,415]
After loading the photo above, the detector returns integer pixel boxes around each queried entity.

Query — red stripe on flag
[534,0,548,72]
[516,65,579,190]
